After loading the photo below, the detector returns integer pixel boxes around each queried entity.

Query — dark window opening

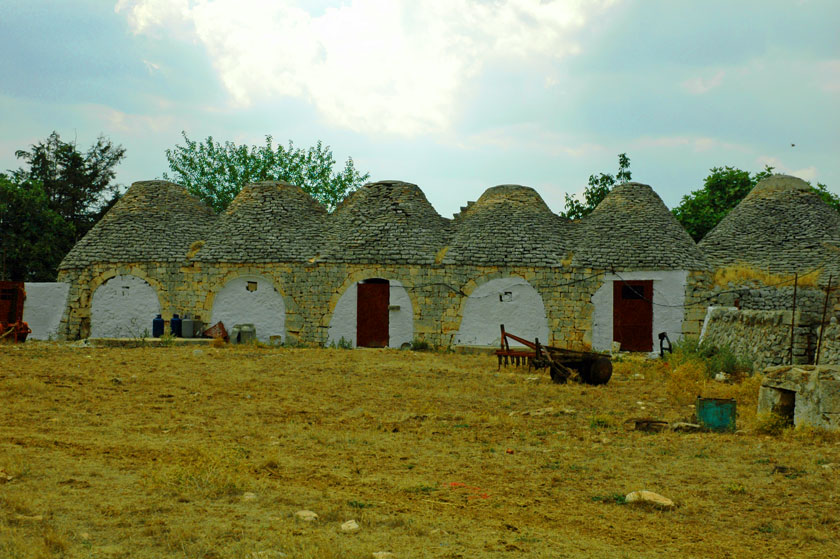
[621,284,645,300]
[246,281,258,292]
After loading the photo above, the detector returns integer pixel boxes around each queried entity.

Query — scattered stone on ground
[626,418,669,432]
[821,463,836,470]
[671,422,702,432]
[13,514,44,522]
[0,469,13,483]
[625,490,675,510]
[372,552,395,559]
[241,492,257,501]
[294,510,318,522]
[509,407,554,417]
[193,349,204,357]
[714,372,731,382]
[341,519,360,532]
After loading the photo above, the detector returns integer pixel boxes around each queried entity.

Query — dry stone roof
[195,181,326,262]
[698,175,840,280]
[443,185,571,266]
[319,180,451,264]
[571,182,709,271]
[59,181,216,269]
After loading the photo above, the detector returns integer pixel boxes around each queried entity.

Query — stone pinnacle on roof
[698,174,840,279]
[443,185,571,267]
[59,180,216,269]
[320,180,451,264]
[571,182,709,271]
[195,181,326,263]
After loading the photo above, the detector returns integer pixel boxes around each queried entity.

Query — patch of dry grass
[1,343,838,558]
[713,263,821,288]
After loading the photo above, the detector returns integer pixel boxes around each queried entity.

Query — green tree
[163,132,370,212]
[0,174,73,281]
[6,132,126,280]
[14,131,125,237]
[563,153,631,220]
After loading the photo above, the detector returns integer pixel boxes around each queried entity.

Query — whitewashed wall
[210,275,285,342]
[90,275,160,338]
[590,270,688,356]
[454,277,549,347]
[327,279,413,348]
[22,282,70,340]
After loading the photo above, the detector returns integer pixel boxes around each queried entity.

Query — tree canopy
[1,132,125,281]
[562,153,631,220]
[163,132,370,212]
[671,166,839,242]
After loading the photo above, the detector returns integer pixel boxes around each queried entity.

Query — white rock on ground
[341,519,360,532]
[372,553,395,559]
[625,490,675,509]
[294,510,318,522]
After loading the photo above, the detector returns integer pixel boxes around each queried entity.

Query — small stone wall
[701,307,813,370]
[817,321,840,365]
[758,365,840,430]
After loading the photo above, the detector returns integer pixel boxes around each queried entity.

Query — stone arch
[453,276,550,347]
[327,273,415,348]
[210,274,286,342]
[90,274,162,338]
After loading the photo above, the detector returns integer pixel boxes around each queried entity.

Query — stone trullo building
[52,174,837,365]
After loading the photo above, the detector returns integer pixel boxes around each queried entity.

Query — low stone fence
[701,307,813,370]
[758,365,840,430]
[817,321,840,365]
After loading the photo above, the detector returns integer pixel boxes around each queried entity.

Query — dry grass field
[1,343,838,558]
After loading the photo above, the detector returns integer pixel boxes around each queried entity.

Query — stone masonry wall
[701,307,814,370]
[817,321,840,366]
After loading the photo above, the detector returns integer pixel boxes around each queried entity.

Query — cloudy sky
[1,0,837,217]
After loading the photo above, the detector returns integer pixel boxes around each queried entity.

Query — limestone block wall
[57,259,711,351]
[817,322,840,365]
[701,307,813,369]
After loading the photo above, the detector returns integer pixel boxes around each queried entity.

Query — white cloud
[756,155,818,181]
[463,123,606,157]
[681,70,725,95]
[631,135,750,153]
[115,0,616,135]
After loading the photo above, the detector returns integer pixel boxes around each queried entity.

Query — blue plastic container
[696,397,736,432]
[152,314,164,338]
[170,314,182,337]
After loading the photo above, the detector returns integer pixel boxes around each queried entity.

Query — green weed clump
[667,337,753,378]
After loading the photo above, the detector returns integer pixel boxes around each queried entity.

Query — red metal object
[203,321,228,341]
[357,279,389,348]
[0,282,28,343]
[613,280,653,352]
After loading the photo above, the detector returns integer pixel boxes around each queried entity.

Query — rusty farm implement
[495,324,612,385]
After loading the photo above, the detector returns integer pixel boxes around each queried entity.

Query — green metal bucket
[696,397,736,432]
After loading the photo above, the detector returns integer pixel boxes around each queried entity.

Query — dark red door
[357,279,389,348]
[613,281,653,352]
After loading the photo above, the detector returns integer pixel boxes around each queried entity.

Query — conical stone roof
[319,180,451,264]
[571,182,709,271]
[59,180,216,269]
[698,174,840,277]
[195,181,326,262]
[442,185,570,266]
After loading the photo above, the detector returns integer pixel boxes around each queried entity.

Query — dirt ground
[1,343,838,558]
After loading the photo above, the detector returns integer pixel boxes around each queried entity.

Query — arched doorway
[455,277,549,347]
[328,278,413,348]
[90,275,160,338]
[211,275,285,342]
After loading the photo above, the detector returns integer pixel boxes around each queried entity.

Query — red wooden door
[613,280,653,352]
[357,280,389,348]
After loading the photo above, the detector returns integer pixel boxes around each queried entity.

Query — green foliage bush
[667,337,753,378]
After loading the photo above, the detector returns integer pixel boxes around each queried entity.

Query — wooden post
[789,273,798,365]
[815,274,833,366]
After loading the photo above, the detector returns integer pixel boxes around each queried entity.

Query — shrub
[667,337,753,378]
[410,338,430,351]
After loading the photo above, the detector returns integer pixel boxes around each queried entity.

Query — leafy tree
[4,131,125,280]
[14,131,125,236]
[811,182,840,213]
[163,132,370,212]
[563,153,631,220]
[0,174,73,281]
